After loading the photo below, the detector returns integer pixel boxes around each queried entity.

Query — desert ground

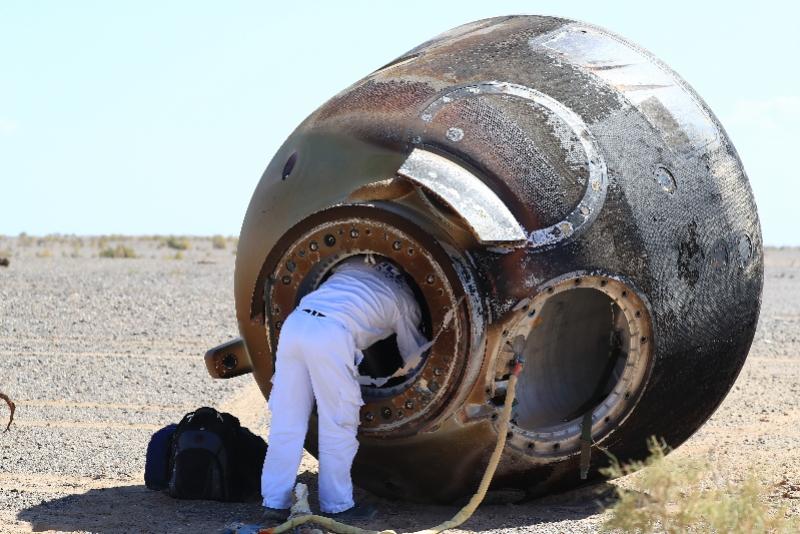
[0,236,798,533]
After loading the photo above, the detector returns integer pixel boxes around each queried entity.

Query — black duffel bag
[145,407,266,502]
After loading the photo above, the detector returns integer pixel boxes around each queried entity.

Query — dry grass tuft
[601,437,797,533]
[99,245,137,259]
[164,236,190,250]
[211,235,227,249]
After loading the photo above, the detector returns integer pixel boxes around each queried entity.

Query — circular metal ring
[263,205,473,437]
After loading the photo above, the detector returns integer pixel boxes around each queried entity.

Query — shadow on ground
[16,485,262,533]
[18,478,615,533]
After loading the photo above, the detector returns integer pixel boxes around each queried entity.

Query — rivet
[364,412,374,422]
[324,234,336,247]
[381,407,392,420]
[426,274,435,284]
[622,291,628,298]
[528,308,536,317]
[575,278,582,285]
[309,241,319,251]
[640,336,647,343]
[635,310,641,318]
[404,400,414,410]
[408,248,414,255]
[350,229,359,238]
[392,240,402,251]
[433,368,442,376]
[286,260,296,272]
[547,287,554,294]
[397,410,404,418]
[506,432,513,439]
[281,275,291,285]
[275,321,283,330]
[429,381,440,393]
[527,443,535,450]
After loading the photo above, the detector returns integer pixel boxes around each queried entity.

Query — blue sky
[1,1,797,244]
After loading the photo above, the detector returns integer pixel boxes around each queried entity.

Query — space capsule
[205,15,762,502]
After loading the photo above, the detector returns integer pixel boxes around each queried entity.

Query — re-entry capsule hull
[205,15,762,502]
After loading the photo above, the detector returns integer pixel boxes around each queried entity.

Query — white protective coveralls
[261,257,429,513]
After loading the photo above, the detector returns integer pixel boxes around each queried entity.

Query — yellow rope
[265,367,522,534]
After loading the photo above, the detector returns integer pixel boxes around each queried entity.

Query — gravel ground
[0,237,798,533]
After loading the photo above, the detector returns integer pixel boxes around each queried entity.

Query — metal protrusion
[579,411,593,480]
[510,335,526,360]
[397,149,527,247]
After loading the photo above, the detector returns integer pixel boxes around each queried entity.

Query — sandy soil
[0,236,798,533]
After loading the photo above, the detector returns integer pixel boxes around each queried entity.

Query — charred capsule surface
[212,16,762,502]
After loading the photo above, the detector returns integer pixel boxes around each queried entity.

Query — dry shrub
[99,245,137,259]
[211,235,227,249]
[164,236,190,250]
[601,437,797,533]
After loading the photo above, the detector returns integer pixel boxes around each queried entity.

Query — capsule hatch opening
[514,288,627,429]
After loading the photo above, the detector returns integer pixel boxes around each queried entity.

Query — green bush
[601,437,796,533]
[99,245,137,259]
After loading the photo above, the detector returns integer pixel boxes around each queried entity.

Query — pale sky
[1,1,797,244]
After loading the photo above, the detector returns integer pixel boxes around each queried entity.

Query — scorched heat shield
[205,15,762,502]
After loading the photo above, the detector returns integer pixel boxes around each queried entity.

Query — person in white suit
[260,256,429,522]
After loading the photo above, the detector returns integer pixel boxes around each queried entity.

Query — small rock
[0,257,9,267]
